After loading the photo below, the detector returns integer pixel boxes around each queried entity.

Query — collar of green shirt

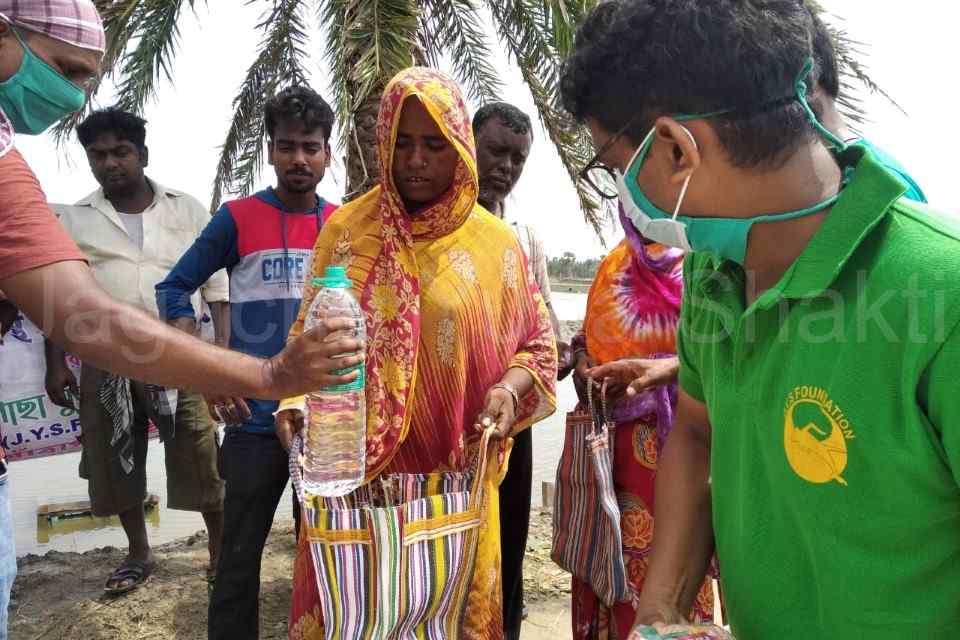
[698,145,908,313]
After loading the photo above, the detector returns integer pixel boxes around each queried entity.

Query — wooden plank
[541,481,555,512]
[37,493,160,519]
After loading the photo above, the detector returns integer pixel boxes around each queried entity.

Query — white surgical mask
[614,125,695,252]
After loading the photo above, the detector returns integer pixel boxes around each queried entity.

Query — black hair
[264,85,335,142]
[77,108,147,151]
[560,0,821,168]
[472,102,534,140]
[808,8,839,99]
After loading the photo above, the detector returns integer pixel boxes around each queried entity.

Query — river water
[7,292,586,558]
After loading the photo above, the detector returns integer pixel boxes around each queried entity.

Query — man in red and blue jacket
[156,86,337,640]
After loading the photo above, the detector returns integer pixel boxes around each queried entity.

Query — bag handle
[289,433,306,505]
[586,377,613,434]
[468,426,498,512]
[292,429,496,513]
[600,377,614,425]
[587,376,597,422]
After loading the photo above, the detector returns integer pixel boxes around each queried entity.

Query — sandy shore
[8,511,572,640]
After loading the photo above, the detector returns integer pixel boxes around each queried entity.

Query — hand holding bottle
[263,316,365,401]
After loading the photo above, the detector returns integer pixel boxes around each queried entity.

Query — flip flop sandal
[104,559,154,596]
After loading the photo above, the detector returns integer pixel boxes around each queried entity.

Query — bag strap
[468,426,497,512]
[586,377,612,435]
[587,376,597,423]
[599,377,614,425]
[289,433,306,505]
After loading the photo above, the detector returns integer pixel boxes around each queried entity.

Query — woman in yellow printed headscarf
[280,67,557,639]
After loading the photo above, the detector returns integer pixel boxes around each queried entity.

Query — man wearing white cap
[0,2,363,636]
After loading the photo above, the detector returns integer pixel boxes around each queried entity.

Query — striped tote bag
[551,378,631,606]
[290,427,497,639]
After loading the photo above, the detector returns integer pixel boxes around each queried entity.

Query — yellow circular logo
[783,387,852,486]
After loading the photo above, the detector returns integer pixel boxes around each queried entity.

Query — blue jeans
[0,480,15,640]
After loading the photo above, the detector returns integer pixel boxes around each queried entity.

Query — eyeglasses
[578,155,619,201]
[577,113,645,201]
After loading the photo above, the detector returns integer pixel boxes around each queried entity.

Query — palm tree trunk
[344,83,384,201]
[342,19,427,202]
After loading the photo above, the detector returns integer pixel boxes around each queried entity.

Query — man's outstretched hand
[260,317,365,400]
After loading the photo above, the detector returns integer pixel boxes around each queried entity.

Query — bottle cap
[317,265,352,288]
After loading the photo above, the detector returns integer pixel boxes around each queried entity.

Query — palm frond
[486,0,606,238]
[52,0,149,144]
[113,0,199,114]
[542,0,594,58]
[320,0,419,196]
[64,0,891,241]
[318,0,350,150]
[423,0,502,105]
[415,9,442,68]
[93,0,150,76]
[209,0,310,211]
[319,0,418,146]
[805,2,904,128]
[830,25,904,124]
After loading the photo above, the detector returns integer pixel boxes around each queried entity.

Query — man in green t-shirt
[560,2,960,638]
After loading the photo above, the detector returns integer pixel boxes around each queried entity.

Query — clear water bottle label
[322,363,365,392]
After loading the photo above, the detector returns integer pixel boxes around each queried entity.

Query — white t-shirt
[116,211,144,250]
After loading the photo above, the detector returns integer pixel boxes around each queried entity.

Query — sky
[14,1,960,260]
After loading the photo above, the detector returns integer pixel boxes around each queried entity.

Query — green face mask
[618,58,847,265]
[0,31,87,135]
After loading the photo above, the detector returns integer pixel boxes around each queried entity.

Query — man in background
[46,108,229,595]
[156,85,338,640]
[473,101,558,640]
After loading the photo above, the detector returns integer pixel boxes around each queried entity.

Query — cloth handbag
[290,427,498,640]
[551,378,631,606]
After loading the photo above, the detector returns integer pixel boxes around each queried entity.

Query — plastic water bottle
[301,266,366,496]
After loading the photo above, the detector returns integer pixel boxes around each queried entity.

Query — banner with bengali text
[0,314,82,461]
[1,304,218,463]
[1,205,220,463]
